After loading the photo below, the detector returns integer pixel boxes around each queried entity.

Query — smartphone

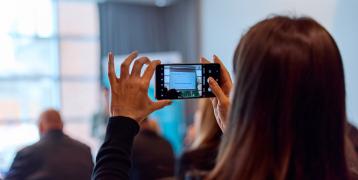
[155,63,220,100]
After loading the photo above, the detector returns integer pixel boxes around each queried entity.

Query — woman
[177,99,222,179]
[92,16,353,180]
[206,16,351,179]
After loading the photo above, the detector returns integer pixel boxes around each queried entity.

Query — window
[0,0,100,174]
[0,0,59,122]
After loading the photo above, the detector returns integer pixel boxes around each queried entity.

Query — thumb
[151,100,172,111]
[208,77,227,102]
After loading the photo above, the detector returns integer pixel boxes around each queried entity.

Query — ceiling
[103,0,179,7]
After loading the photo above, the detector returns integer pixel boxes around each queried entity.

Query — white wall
[331,0,358,125]
[58,1,101,154]
[201,0,358,124]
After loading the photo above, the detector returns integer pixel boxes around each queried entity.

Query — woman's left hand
[201,55,233,132]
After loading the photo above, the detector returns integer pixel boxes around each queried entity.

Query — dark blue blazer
[5,130,93,180]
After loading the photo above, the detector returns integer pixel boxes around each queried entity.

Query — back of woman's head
[192,99,221,149]
[211,16,348,180]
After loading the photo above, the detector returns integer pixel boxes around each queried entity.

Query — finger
[108,51,117,84]
[213,54,232,82]
[210,97,217,105]
[151,100,172,111]
[208,77,227,103]
[210,97,218,111]
[213,54,224,65]
[213,55,233,95]
[131,57,150,77]
[200,57,210,64]
[142,60,161,85]
[120,51,138,79]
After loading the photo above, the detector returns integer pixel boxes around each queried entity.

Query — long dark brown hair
[210,16,348,180]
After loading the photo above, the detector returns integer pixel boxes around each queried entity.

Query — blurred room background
[0,0,357,176]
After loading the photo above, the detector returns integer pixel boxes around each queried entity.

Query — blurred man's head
[38,109,64,135]
[141,119,160,134]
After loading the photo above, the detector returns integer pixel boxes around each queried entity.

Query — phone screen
[155,64,220,100]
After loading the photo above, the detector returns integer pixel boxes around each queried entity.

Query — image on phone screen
[155,64,220,100]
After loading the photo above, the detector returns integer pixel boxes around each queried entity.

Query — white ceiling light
[102,0,178,7]
[155,0,167,7]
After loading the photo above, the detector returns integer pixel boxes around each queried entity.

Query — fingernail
[144,58,151,64]
[208,77,213,83]
[132,50,138,55]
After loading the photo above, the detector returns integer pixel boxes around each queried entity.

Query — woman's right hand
[108,51,172,123]
[201,55,233,132]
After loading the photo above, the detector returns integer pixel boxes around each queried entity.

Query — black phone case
[155,63,220,100]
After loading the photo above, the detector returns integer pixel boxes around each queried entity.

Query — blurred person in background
[130,118,175,180]
[91,87,110,140]
[183,124,196,147]
[177,99,221,179]
[5,109,93,180]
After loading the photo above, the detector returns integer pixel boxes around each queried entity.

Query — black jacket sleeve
[92,116,140,180]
